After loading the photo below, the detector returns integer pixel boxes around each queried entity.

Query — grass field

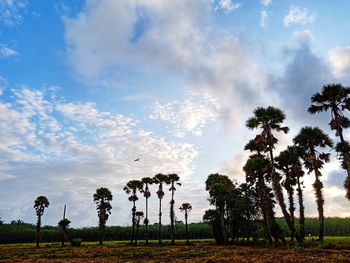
[2,238,350,262]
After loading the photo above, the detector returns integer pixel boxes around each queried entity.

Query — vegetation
[33,196,49,248]
[153,173,170,245]
[179,203,192,245]
[93,187,113,246]
[123,180,143,245]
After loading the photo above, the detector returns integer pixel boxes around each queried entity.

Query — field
[2,238,350,262]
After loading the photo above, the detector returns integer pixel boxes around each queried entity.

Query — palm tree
[153,173,169,244]
[246,106,303,244]
[179,203,192,245]
[134,211,144,246]
[141,177,154,245]
[276,146,306,240]
[58,218,73,245]
[34,196,49,248]
[243,154,284,244]
[294,127,333,241]
[168,173,181,245]
[308,83,350,199]
[123,180,143,245]
[93,187,113,246]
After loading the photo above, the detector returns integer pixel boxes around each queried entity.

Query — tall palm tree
[276,146,306,240]
[179,203,192,245]
[93,187,113,246]
[134,211,144,246]
[308,83,350,199]
[34,196,49,248]
[168,173,181,245]
[294,127,333,241]
[123,180,143,245]
[153,173,169,245]
[246,106,302,244]
[141,177,154,245]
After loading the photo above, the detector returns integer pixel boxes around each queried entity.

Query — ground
[1,239,350,262]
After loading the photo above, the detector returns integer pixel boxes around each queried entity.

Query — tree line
[31,173,192,247]
[202,83,350,246]
[2,218,350,244]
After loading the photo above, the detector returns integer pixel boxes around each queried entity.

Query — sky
[1,0,350,227]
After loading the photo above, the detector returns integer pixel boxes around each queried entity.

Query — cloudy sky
[1,0,350,227]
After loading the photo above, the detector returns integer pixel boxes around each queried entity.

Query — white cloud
[0,86,199,226]
[260,10,269,28]
[0,44,18,57]
[292,29,314,44]
[260,0,272,7]
[329,46,350,79]
[215,0,240,13]
[0,0,27,26]
[64,0,270,134]
[149,92,219,138]
[284,5,315,27]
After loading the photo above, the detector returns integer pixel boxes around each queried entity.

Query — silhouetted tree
[134,211,144,246]
[168,173,181,245]
[153,173,169,244]
[58,218,73,245]
[179,203,192,245]
[93,187,112,245]
[276,146,306,240]
[308,84,350,199]
[34,196,49,248]
[141,177,154,245]
[294,127,333,241]
[246,106,302,244]
[123,180,143,245]
[243,154,283,245]
[205,173,235,244]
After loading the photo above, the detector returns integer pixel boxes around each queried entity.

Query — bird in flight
[134,158,140,162]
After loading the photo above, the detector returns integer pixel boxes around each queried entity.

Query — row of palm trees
[123,173,190,246]
[243,83,350,245]
[32,175,193,247]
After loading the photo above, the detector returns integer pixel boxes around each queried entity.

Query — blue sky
[1,0,350,227]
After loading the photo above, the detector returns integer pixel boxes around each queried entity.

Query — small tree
[134,211,144,246]
[58,218,73,245]
[179,203,192,245]
[93,187,113,246]
[34,196,49,248]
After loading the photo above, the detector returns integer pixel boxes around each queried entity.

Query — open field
[2,238,350,262]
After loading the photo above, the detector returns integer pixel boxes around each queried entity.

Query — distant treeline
[1,218,350,244]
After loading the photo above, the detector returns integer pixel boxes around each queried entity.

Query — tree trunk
[170,184,175,245]
[287,185,295,241]
[131,200,136,245]
[99,214,104,246]
[269,149,303,244]
[314,170,324,241]
[257,176,273,245]
[135,219,140,246]
[35,216,41,248]
[158,198,162,245]
[145,196,149,245]
[297,177,305,239]
[185,211,189,245]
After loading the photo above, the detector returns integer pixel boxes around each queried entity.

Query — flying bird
[134,158,140,162]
